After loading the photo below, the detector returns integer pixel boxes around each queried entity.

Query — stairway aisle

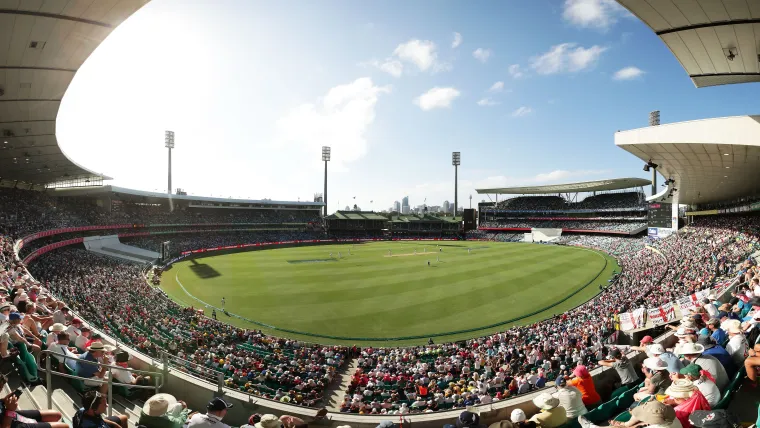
[324,358,358,411]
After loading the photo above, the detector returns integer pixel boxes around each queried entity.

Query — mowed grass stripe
[165,242,613,341]
[280,251,605,335]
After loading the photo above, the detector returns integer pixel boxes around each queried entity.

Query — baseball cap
[456,411,480,428]
[207,397,233,411]
[689,410,740,428]
[640,336,654,344]
[610,348,622,358]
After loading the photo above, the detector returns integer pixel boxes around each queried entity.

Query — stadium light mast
[452,152,460,219]
[164,130,175,194]
[322,146,331,217]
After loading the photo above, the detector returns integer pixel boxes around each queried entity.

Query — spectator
[722,320,748,367]
[676,343,729,390]
[673,364,720,407]
[73,390,128,428]
[76,342,115,394]
[567,366,600,407]
[187,397,233,428]
[597,349,638,388]
[138,393,190,428]
[529,393,567,428]
[551,377,586,419]
[633,357,670,402]
[664,379,710,428]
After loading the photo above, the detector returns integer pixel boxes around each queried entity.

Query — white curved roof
[0,0,149,184]
[475,178,651,195]
[615,115,760,204]
[616,0,760,88]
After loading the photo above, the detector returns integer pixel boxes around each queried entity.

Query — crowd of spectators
[478,221,646,233]
[488,193,645,213]
[0,188,320,239]
[13,246,347,406]
[3,187,760,420]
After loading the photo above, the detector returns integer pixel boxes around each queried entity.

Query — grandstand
[476,178,650,240]
[1,0,760,427]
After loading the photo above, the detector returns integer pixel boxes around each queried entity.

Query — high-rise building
[443,200,451,214]
[401,196,410,214]
[393,201,401,212]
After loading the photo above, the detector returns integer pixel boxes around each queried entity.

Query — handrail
[39,349,166,417]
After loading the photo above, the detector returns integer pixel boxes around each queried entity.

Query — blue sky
[56,0,760,212]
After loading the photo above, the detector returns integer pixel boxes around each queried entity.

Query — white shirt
[112,365,136,385]
[187,413,230,428]
[725,334,748,367]
[48,343,79,370]
[693,378,720,407]
[705,304,719,319]
[75,335,89,350]
[553,386,588,419]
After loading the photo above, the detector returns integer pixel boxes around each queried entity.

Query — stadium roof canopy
[327,211,388,221]
[0,0,149,185]
[475,178,651,195]
[615,0,760,88]
[616,115,760,205]
[49,185,324,207]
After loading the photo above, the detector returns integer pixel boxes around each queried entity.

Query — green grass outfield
[159,241,619,346]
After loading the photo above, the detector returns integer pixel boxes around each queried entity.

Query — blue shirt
[76,352,99,379]
[711,328,728,344]
[703,346,737,377]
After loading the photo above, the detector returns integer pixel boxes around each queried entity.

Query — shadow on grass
[189,259,222,279]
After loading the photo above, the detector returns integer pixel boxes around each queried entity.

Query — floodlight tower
[452,151,460,219]
[165,130,175,194]
[322,146,331,217]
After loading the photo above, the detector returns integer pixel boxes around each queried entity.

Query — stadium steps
[324,357,358,411]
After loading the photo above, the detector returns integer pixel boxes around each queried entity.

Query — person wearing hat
[610,400,678,428]
[673,364,720,407]
[664,379,710,428]
[598,348,639,388]
[7,312,40,381]
[73,389,129,428]
[139,393,189,428]
[689,410,741,428]
[187,397,233,428]
[45,323,67,349]
[255,414,285,428]
[511,409,527,425]
[442,411,485,428]
[552,377,587,419]
[567,366,600,407]
[634,357,671,402]
[723,320,749,368]
[641,343,684,374]
[76,341,116,394]
[677,342,729,390]
[529,393,567,428]
[696,335,736,376]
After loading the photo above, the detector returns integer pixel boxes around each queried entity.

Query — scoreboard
[647,202,672,228]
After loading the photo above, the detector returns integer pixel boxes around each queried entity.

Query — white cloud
[394,39,438,71]
[562,0,628,30]
[488,81,504,92]
[276,77,390,165]
[473,48,492,63]
[477,98,500,107]
[613,66,645,80]
[451,32,462,49]
[530,43,607,75]
[366,39,450,76]
[508,64,524,78]
[414,87,461,111]
[511,106,533,117]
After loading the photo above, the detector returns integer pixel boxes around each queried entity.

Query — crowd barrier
[479,227,635,235]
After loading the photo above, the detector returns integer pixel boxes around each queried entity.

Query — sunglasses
[88,391,104,411]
